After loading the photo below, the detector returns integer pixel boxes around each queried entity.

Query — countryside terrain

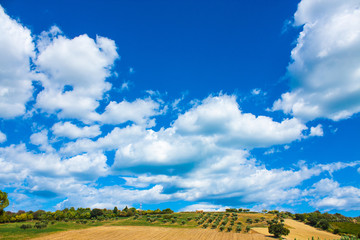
[0,206,359,240]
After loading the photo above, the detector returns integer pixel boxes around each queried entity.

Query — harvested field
[252,219,341,240]
[34,225,270,240]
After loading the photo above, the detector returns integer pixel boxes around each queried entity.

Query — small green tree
[0,190,9,215]
[161,208,174,214]
[90,208,103,219]
[20,224,32,230]
[113,206,118,214]
[316,219,329,230]
[294,213,306,222]
[268,223,290,238]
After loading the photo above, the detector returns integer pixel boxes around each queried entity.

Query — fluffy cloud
[61,95,310,168]
[54,184,170,210]
[0,130,6,143]
[309,124,323,137]
[180,203,228,212]
[309,178,360,211]
[174,95,307,148]
[52,122,101,139]
[273,0,360,121]
[123,152,360,207]
[35,29,118,122]
[0,6,35,118]
[0,144,109,185]
[61,125,210,168]
[30,130,55,153]
[100,98,161,127]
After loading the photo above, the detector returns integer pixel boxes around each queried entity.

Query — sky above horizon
[0,0,360,216]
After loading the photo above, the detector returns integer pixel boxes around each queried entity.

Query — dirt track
[34,226,270,240]
[252,219,340,240]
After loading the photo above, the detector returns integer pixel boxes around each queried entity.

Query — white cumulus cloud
[0,131,6,143]
[52,122,101,139]
[35,29,118,122]
[309,124,324,137]
[100,98,161,127]
[0,6,35,118]
[30,130,55,153]
[309,178,360,211]
[174,95,307,148]
[0,144,109,185]
[273,0,360,121]
[180,203,229,212]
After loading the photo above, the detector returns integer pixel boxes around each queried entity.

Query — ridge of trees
[0,206,174,223]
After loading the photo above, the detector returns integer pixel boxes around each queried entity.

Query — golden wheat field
[34,226,270,240]
[252,219,341,240]
[33,220,342,240]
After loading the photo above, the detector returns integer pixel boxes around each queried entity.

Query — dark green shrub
[20,224,32,230]
[316,219,329,230]
[90,208,103,219]
[34,221,48,229]
[246,218,253,224]
[294,213,306,222]
[268,223,290,238]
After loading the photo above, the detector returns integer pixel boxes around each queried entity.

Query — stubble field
[34,225,270,240]
[252,219,341,240]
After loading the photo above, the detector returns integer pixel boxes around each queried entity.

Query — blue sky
[0,0,360,216]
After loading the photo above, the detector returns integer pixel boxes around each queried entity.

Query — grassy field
[0,220,106,240]
[330,222,360,236]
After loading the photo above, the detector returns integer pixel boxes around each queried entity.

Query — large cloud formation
[0,6,34,118]
[35,27,118,122]
[273,0,360,121]
[0,1,360,213]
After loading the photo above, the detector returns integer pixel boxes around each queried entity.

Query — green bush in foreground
[20,224,32,230]
[34,221,48,229]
